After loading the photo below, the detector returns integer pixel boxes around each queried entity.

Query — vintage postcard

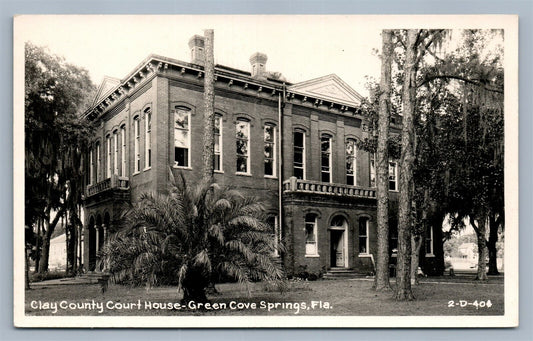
[13,15,518,328]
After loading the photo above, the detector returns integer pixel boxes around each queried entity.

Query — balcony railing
[86,174,130,198]
[283,176,376,199]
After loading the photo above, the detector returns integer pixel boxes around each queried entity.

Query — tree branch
[418,75,503,94]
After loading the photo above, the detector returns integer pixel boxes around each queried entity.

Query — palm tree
[99,171,284,303]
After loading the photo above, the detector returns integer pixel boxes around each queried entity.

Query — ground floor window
[358,217,369,254]
[305,214,318,256]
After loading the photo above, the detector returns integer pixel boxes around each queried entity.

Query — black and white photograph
[13,15,518,328]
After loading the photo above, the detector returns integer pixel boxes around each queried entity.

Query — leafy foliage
[99,172,285,302]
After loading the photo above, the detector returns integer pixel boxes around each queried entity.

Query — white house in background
[49,233,67,270]
[458,242,478,261]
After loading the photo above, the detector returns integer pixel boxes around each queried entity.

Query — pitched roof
[91,76,121,107]
[287,74,363,107]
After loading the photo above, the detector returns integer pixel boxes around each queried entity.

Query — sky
[16,15,386,96]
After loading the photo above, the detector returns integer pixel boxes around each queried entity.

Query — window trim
[173,107,191,169]
[389,160,398,192]
[88,146,94,185]
[235,118,251,175]
[95,142,101,182]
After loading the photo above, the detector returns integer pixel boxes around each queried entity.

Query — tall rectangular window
[389,161,398,191]
[425,227,434,255]
[106,135,112,178]
[96,142,101,182]
[264,124,276,177]
[120,125,126,176]
[321,135,332,183]
[359,218,369,254]
[113,130,119,175]
[293,131,305,180]
[89,147,94,185]
[214,115,222,172]
[134,116,140,173]
[370,154,376,187]
[173,107,190,167]
[145,109,152,169]
[236,119,250,174]
[346,139,357,185]
[305,214,318,256]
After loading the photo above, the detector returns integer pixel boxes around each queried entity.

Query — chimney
[250,52,268,79]
[188,35,205,65]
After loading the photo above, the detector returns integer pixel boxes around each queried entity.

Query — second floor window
[425,226,434,255]
[214,115,222,171]
[264,124,276,177]
[96,142,101,182]
[236,119,250,174]
[346,139,357,185]
[134,116,140,173]
[113,130,119,175]
[370,155,399,191]
[120,125,126,176]
[174,107,190,168]
[106,135,112,179]
[321,135,332,183]
[293,131,305,179]
[145,108,152,169]
[88,147,94,185]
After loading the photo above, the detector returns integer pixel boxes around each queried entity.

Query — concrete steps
[323,267,369,279]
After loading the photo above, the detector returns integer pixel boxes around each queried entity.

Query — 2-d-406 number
[448,300,493,309]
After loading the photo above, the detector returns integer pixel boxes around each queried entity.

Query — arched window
[293,130,305,179]
[113,129,119,175]
[346,139,357,185]
[321,134,332,183]
[173,107,191,168]
[133,116,141,173]
[264,123,276,177]
[236,118,250,174]
[305,214,318,256]
[95,142,101,182]
[144,107,152,169]
[106,134,112,178]
[120,124,126,176]
[370,154,399,191]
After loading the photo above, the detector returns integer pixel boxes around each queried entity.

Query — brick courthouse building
[81,35,443,277]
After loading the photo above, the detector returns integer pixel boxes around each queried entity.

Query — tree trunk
[202,29,215,181]
[38,208,64,274]
[470,215,488,281]
[25,246,31,289]
[34,218,41,273]
[487,213,500,275]
[374,29,393,292]
[410,234,423,285]
[395,29,417,301]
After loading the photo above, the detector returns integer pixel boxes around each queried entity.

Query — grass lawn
[25,277,504,316]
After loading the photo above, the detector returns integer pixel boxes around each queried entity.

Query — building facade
[81,35,443,277]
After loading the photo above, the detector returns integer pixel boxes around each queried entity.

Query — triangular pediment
[287,74,363,107]
[92,76,121,107]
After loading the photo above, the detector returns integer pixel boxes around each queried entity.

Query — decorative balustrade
[86,174,130,198]
[283,176,376,199]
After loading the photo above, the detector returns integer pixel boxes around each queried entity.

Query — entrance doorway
[329,216,349,268]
